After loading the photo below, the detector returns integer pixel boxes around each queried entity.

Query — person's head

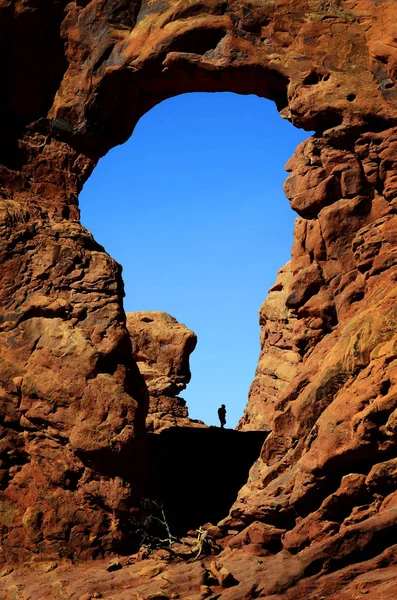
[221,404,225,408]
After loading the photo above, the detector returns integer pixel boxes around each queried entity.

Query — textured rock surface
[1,0,397,597]
[238,262,301,432]
[0,216,148,562]
[4,541,397,600]
[126,311,204,431]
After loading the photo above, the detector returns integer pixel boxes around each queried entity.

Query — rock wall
[0,0,397,596]
[225,124,397,596]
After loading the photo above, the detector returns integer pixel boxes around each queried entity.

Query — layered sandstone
[126,311,204,430]
[1,0,397,598]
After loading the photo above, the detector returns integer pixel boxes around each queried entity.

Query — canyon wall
[1,0,397,597]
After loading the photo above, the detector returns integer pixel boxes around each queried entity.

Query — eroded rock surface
[1,0,397,597]
[126,311,204,430]
[238,262,301,432]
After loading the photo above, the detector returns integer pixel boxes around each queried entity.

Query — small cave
[166,26,227,55]
[302,70,330,86]
[145,426,268,535]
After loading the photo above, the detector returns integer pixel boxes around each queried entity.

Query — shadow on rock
[145,427,268,535]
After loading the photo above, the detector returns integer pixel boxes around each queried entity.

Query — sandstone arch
[1,0,397,596]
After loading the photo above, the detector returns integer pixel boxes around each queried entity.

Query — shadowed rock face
[1,0,397,597]
[146,427,268,534]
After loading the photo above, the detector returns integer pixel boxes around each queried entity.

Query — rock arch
[1,2,397,595]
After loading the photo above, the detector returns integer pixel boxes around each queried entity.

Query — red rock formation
[126,311,204,430]
[1,0,397,597]
[226,125,397,597]
[238,262,301,432]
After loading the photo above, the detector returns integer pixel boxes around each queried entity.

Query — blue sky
[80,92,310,428]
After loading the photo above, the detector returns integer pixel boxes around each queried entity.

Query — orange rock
[209,561,239,588]
[1,0,397,598]
[126,311,204,431]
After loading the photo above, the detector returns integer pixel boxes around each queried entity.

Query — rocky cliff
[1,0,397,598]
[238,262,301,432]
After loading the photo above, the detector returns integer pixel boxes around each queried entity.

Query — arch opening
[80,92,310,430]
[78,92,311,536]
[80,93,307,427]
[2,0,397,572]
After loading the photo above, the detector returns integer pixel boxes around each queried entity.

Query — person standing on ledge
[218,404,226,429]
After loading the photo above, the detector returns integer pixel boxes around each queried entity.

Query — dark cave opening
[145,427,268,535]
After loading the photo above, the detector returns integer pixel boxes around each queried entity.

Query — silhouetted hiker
[218,404,226,428]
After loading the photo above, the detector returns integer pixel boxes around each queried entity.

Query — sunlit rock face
[1,0,397,597]
[238,261,301,432]
[126,311,205,431]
